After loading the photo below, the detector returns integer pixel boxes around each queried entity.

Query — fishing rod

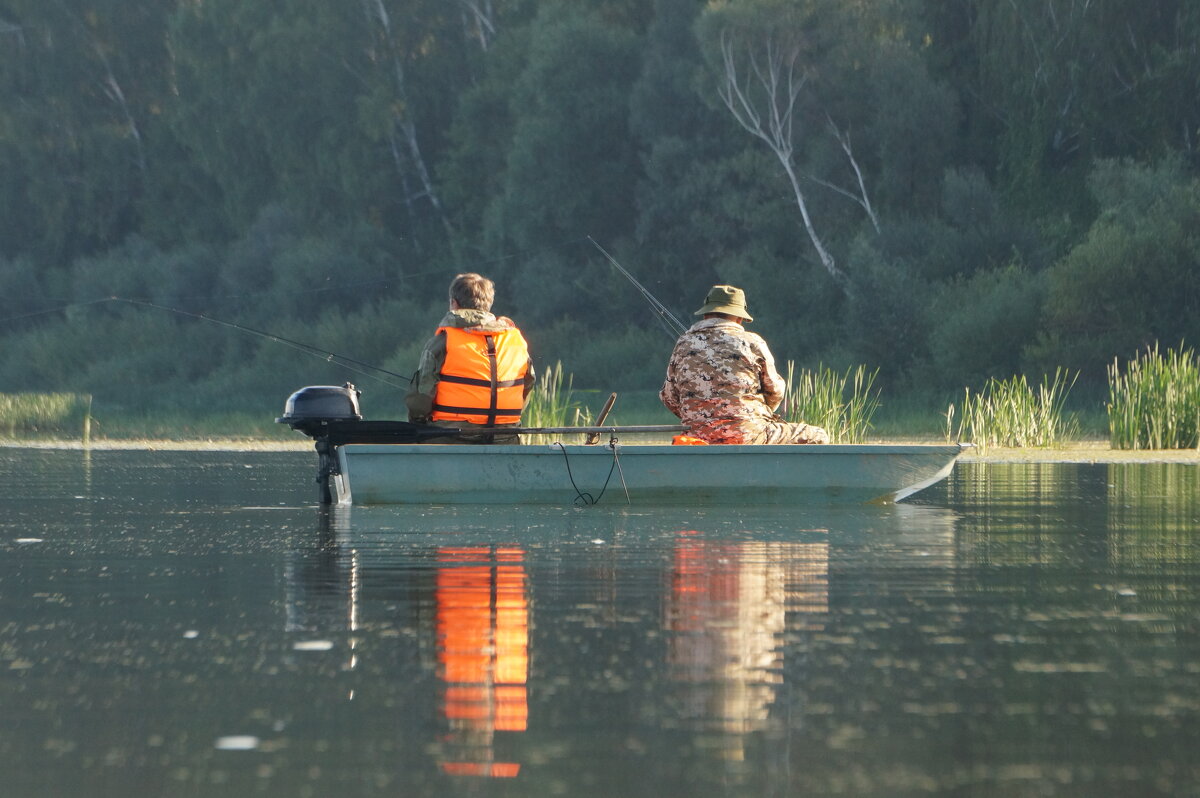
[0,297,116,325]
[587,236,686,340]
[112,297,412,389]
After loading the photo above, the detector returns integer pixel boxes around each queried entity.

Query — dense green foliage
[3,0,1200,428]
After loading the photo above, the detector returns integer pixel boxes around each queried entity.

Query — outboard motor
[278,384,362,505]
[277,383,362,437]
[278,383,459,504]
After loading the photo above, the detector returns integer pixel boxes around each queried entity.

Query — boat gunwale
[338,442,967,456]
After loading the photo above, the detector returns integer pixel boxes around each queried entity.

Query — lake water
[1,448,1198,798]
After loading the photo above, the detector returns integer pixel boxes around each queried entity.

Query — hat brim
[694,303,753,321]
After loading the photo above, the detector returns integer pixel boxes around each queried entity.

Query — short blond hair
[449,273,494,311]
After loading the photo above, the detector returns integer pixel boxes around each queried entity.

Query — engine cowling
[277,384,362,434]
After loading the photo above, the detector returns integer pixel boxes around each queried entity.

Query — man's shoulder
[736,327,769,346]
[444,308,521,333]
[684,320,763,345]
[485,315,521,333]
[715,323,769,350]
[440,309,481,328]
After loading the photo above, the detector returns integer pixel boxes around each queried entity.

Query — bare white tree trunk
[1004,0,1097,157]
[814,115,880,234]
[99,62,147,177]
[459,0,496,51]
[364,0,455,237]
[43,4,148,177]
[718,31,849,290]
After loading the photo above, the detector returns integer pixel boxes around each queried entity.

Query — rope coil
[551,437,629,506]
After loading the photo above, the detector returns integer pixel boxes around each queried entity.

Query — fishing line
[0,298,115,325]
[587,236,686,340]
[0,234,597,391]
[5,296,408,387]
[112,297,412,389]
[2,236,595,319]
[2,235,663,390]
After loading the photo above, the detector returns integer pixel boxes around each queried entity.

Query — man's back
[660,317,782,441]
[404,272,534,443]
[659,283,826,446]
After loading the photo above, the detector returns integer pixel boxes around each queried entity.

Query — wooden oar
[585,392,618,445]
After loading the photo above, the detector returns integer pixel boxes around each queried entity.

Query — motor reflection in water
[286,515,531,779]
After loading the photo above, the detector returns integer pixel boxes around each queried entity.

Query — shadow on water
[2,449,1200,797]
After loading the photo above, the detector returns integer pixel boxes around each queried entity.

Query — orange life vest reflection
[436,546,528,778]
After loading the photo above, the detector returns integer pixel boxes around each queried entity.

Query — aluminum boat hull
[331,443,964,505]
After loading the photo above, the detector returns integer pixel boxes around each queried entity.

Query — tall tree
[698,0,850,289]
[963,0,1200,218]
[629,0,735,317]
[0,0,173,262]
[484,5,641,253]
[360,0,456,240]
[697,0,958,295]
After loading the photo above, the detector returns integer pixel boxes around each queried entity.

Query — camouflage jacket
[659,318,786,441]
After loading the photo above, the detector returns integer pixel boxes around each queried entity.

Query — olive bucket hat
[694,284,753,322]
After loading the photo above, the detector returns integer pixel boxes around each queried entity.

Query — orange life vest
[432,325,530,425]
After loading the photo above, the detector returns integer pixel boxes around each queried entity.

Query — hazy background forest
[2,0,1200,432]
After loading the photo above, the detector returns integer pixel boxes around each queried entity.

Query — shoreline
[957,443,1200,463]
[2,437,1198,462]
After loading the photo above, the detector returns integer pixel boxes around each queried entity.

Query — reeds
[950,369,1078,449]
[1107,343,1200,449]
[522,361,593,443]
[782,363,881,443]
[0,392,93,440]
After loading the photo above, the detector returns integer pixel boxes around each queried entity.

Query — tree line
[2,0,1199,418]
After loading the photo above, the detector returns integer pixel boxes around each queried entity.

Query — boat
[278,385,965,506]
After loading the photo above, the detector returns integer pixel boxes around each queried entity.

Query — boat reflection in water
[284,502,957,788]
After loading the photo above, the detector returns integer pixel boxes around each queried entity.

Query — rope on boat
[609,434,631,504]
[551,439,628,506]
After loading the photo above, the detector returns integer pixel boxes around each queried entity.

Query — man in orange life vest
[406,273,535,444]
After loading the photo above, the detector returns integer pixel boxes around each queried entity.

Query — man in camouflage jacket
[659,285,828,445]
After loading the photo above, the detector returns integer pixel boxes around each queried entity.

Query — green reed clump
[522,362,593,443]
[0,393,93,438]
[950,369,1078,449]
[783,363,881,443]
[1107,343,1200,449]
